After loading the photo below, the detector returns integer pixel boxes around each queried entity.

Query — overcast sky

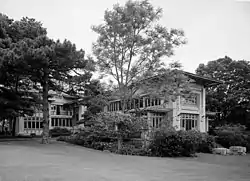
[1,0,250,73]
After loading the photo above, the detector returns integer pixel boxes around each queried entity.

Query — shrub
[49,127,71,137]
[215,130,249,148]
[116,143,150,156]
[149,128,202,157]
[197,134,216,153]
[215,124,246,133]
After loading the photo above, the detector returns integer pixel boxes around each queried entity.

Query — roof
[206,111,220,117]
[131,70,222,88]
[182,71,223,87]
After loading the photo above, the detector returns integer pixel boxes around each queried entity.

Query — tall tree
[0,14,41,135]
[81,80,111,121]
[21,37,94,143]
[0,14,94,142]
[196,56,250,127]
[92,0,187,111]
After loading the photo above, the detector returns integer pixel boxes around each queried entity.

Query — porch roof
[183,71,223,87]
[128,106,172,113]
[206,111,220,117]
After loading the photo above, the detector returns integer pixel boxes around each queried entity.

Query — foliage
[214,124,247,134]
[92,112,148,139]
[80,80,111,121]
[116,143,150,156]
[57,132,118,152]
[58,124,217,157]
[57,134,150,155]
[215,130,250,152]
[0,87,37,119]
[0,13,95,143]
[196,56,250,127]
[197,134,216,153]
[49,127,71,137]
[92,0,188,112]
[57,112,150,155]
[149,128,203,157]
[0,14,41,120]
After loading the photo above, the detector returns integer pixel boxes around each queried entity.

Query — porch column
[199,87,206,132]
[48,103,52,129]
[172,96,181,130]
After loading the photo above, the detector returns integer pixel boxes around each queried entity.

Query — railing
[50,110,72,116]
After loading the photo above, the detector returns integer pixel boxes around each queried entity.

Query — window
[51,118,55,127]
[119,101,122,110]
[24,121,27,129]
[32,122,35,129]
[151,99,155,106]
[180,114,198,131]
[55,118,58,126]
[40,122,43,128]
[151,113,165,128]
[36,122,40,129]
[145,97,150,107]
[139,98,143,108]
[57,119,61,126]
[28,122,31,129]
[156,99,161,106]
[183,95,198,105]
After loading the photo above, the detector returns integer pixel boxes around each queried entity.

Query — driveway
[0,140,249,181]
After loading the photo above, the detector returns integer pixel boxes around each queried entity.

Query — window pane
[58,119,61,126]
[24,121,27,129]
[55,118,58,126]
[119,101,122,110]
[32,122,35,129]
[51,118,54,126]
[140,98,143,108]
[36,122,39,129]
[28,122,31,128]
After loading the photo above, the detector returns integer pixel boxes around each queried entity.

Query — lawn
[0,140,249,181]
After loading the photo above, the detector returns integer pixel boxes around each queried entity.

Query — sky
[1,0,250,73]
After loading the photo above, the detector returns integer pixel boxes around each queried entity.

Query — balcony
[50,110,73,116]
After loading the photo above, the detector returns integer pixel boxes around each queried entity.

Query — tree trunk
[2,120,5,135]
[11,118,16,136]
[41,68,50,144]
[115,125,122,151]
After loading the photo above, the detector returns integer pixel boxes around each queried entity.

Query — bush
[149,128,203,157]
[215,130,249,149]
[116,143,150,156]
[49,127,71,137]
[197,134,216,153]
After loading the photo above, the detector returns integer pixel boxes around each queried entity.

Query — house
[15,90,86,136]
[104,72,222,133]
